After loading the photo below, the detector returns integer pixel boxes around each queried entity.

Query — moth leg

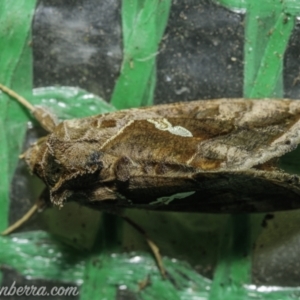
[1,189,48,236]
[0,83,57,132]
[121,215,167,279]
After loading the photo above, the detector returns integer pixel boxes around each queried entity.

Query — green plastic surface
[111,0,171,109]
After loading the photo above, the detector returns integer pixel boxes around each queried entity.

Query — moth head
[23,134,112,207]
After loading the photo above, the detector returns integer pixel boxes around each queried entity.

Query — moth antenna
[0,83,35,112]
[0,83,57,132]
[1,204,38,235]
[1,192,47,236]
[121,215,167,279]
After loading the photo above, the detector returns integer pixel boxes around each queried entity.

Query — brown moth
[2,83,300,278]
[18,95,300,214]
[2,82,300,217]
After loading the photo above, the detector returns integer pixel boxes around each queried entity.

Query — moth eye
[49,166,62,184]
[53,166,61,174]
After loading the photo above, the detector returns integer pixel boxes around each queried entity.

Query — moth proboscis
[2,83,300,278]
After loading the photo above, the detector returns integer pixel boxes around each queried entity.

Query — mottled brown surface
[24,99,300,212]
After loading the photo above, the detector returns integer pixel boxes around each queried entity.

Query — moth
[2,83,300,276]
[3,83,300,214]
[22,94,300,214]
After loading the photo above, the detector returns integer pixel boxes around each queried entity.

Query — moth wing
[150,99,300,169]
[100,98,300,171]
[50,99,300,211]
[95,168,300,213]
